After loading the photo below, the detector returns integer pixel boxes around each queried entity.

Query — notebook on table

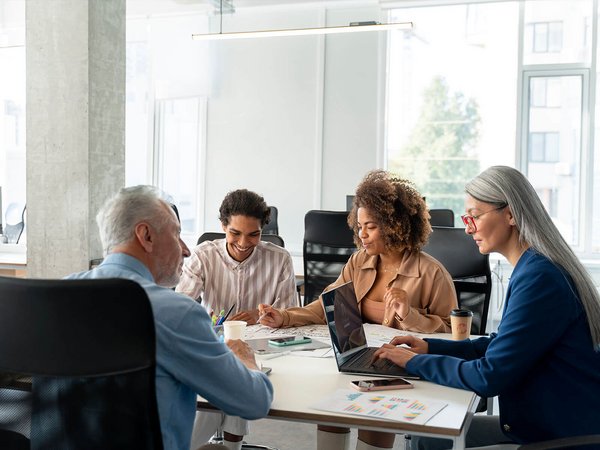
[321,281,419,379]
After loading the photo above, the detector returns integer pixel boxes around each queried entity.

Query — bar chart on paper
[312,389,448,425]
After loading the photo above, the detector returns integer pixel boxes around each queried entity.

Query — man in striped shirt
[176,189,296,450]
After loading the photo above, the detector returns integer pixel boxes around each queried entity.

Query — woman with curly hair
[259,170,457,450]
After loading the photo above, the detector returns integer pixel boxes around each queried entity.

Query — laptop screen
[321,281,369,367]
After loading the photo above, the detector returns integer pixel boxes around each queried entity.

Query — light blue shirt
[67,253,273,450]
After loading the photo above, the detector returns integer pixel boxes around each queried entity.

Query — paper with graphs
[312,389,447,425]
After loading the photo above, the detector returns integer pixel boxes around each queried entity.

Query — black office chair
[262,206,279,235]
[517,436,600,449]
[471,434,600,449]
[422,226,492,335]
[429,208,454,227]
[302,210,356,305]
[420,226,493,418]
[197,232,285,248]
[0,277,163,449]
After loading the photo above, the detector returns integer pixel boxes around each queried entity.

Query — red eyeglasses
[461,205,506,232]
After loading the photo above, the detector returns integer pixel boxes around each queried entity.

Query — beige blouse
[280,248,457,333]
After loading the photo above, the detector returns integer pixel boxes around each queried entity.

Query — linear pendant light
[192,21,413,41]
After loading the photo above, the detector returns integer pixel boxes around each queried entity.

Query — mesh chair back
[303,210,356,305]
[197,232,284,247]
[429,209,454,227]
[262,206,279,235]
[3,203,26,244]
[422,226,492,335]
[0,277,163,449]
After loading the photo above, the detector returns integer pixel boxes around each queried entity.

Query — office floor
[245,418,409,449]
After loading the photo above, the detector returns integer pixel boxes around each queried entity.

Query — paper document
[312,389,447,425]
[245,324,331,340]
[247,336,330,355]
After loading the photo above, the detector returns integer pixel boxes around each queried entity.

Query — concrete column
[26,0,125,278]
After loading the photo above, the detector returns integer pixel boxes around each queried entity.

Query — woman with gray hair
[372,166,600,448]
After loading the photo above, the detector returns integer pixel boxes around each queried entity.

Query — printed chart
[312,389,447,425]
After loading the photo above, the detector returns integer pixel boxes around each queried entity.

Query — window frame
[152,96,207,246]
[519,67,591,253]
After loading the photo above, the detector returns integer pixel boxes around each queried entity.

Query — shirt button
[503,424,511,432]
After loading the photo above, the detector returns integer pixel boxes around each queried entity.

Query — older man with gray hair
[67,185,273,450]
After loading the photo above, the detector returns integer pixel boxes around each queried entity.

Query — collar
[359,249,422,278]
[100,253,155,282]
[217,239,261,268]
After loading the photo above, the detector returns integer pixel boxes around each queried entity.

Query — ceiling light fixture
[192,17,413,41]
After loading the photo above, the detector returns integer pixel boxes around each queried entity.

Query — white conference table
[197,324,480,449]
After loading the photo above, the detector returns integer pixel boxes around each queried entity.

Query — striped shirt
[176,239,296,314]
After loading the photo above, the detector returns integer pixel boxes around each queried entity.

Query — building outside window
[386,0,597,256]
[529,132,560,162]
[525,21,563,53]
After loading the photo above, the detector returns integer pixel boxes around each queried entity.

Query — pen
[261,351,291,360]
[217,303,236,325]
[257,297,281,322]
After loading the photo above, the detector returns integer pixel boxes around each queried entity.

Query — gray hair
[97,185,173,255]
[465,166,600,347]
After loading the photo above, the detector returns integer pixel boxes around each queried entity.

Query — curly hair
[218,189,271,227]
[347,170,431,252]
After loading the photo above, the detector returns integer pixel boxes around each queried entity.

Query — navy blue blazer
[407,249,600,443]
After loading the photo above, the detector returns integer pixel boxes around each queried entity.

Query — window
[126,12,210,246]
[523,72,584,246]
[154,97,206,237]
[528,132,560,162]
[386,2,518,219]
[526,21,563,53]
[530,77,562,107]
[387,0,598,257]
[523,0,592,65]
[536,188,558,217]
[0,3,26,241]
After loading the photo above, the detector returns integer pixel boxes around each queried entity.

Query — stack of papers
[312,389,447,425]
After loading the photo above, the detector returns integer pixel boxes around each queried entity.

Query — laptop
[321,281,419,379]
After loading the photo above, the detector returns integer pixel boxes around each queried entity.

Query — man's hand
[230,308,259,325]
[227,339,260,371]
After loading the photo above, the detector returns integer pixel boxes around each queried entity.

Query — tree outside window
[388,76,481,217]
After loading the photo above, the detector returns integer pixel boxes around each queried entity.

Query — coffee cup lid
[451,308,473,317]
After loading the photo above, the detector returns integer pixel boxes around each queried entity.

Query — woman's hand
[384,287,409,319]
[388,335,429,354]
[372,335,429,368]
[230,309,259,325]
[257,304,283,328]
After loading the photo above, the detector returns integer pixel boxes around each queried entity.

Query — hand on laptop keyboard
[371,358,395,370]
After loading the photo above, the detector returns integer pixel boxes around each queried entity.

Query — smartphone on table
[268,336,312,347]
[350,378,413,392]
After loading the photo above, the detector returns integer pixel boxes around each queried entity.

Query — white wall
[200,5,386,254]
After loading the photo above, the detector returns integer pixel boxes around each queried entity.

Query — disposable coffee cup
[450,309,473,340]
[223,320,247,341]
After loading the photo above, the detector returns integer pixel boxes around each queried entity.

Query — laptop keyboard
[346,348,397,372]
